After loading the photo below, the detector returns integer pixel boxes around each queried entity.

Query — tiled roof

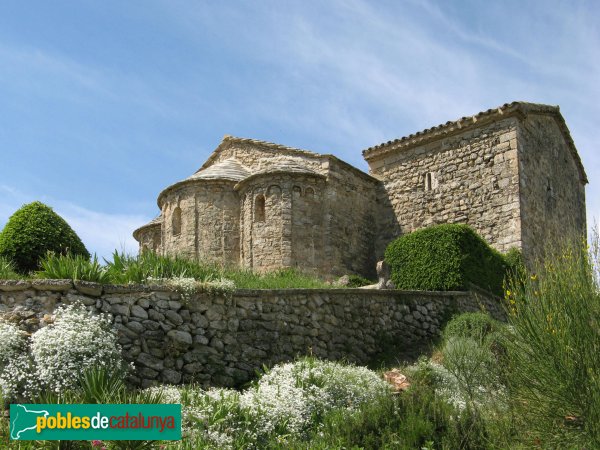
[362,101,587,183]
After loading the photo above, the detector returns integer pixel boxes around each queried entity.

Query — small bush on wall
[384,224,507,295]
[0,201,89,273]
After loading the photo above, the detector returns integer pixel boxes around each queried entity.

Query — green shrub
[504,236,600,448]
[346,274,374,287]
[385,224,507,296]
[442,312,505,345]
[0,201,89,273]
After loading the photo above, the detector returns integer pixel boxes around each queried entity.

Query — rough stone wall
[137,225,162,253]
[194,182,240,265]
[239,173,327,273]
[160,184,198,260]
[368,117,522,258]
[0,280,504,389]
[324,159,380,278]
[517,115,587,265]
[161,181,241,265]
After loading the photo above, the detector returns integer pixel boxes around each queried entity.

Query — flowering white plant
[240,357,391,439]
[148,276,236,303]
[144,358,389,448]
[0,321,27,367]
[31,303,124,394]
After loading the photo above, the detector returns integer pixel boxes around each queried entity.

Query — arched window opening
[255,195,266,222]
[293,185,302,197]
[305,187,315,198]
[172,207,182,235]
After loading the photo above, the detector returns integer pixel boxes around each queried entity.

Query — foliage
[31,303,125,395]
[223,267,331,290]
[0,322,38,401]
[346,274,374,287]
[0,256,19,280]
[37,252,110,283]
[105,250,217,284]
[442,311,505,345]
[0,201,89,273]
[240,357,391,442]
[504,246,526,281]
[504,235,600,448]
[143,357,391,449]
[384,223,508,295]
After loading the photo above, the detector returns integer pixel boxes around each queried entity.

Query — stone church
[133,102,587,278]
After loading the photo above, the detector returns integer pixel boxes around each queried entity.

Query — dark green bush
[0,202,89,273]
[384,224,507,296]
[346,274,374,287]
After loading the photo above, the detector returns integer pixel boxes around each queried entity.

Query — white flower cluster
[202,278,236,297]
[148,276,237,304]
[31,303,124,395]
[0,322,38,400]
[0,321,26,366]
[145,359,389,449]
[240,358,391,439]
[0,353,40,401]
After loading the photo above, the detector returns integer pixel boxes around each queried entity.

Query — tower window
[172,207,182,236]
[255,195,266,222]
[424,172,437,191]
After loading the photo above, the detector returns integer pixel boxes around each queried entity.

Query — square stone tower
[363,102,587,266]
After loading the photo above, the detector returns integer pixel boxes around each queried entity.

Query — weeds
[504,235,600,447]
[0,256,19,280]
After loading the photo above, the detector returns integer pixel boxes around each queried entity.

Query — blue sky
[1,0,599,259]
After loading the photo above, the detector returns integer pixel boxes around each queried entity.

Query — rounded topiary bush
[384,223,508,296]
[0,201,90,273]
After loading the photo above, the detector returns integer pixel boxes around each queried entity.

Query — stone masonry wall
[0,280,504,389]
[368,117,522,259]
[160,180,241,265]
[324,158,379,278]
[517,114,587,265]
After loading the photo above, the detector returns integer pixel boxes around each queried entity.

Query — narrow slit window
[255,195,266,222]
[424,172,437,191]
[172,207,182,235]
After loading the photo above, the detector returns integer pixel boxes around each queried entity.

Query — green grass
[0,251,333,289]
[36,252,110,283]
[0,256,19,280]
[222,267,331,289]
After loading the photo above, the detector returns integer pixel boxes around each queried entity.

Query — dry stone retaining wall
[0,280,504,389]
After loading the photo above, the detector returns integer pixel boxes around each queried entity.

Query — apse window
[424,172,438,191]
[172,207,182,236]
[255,195,266,222]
